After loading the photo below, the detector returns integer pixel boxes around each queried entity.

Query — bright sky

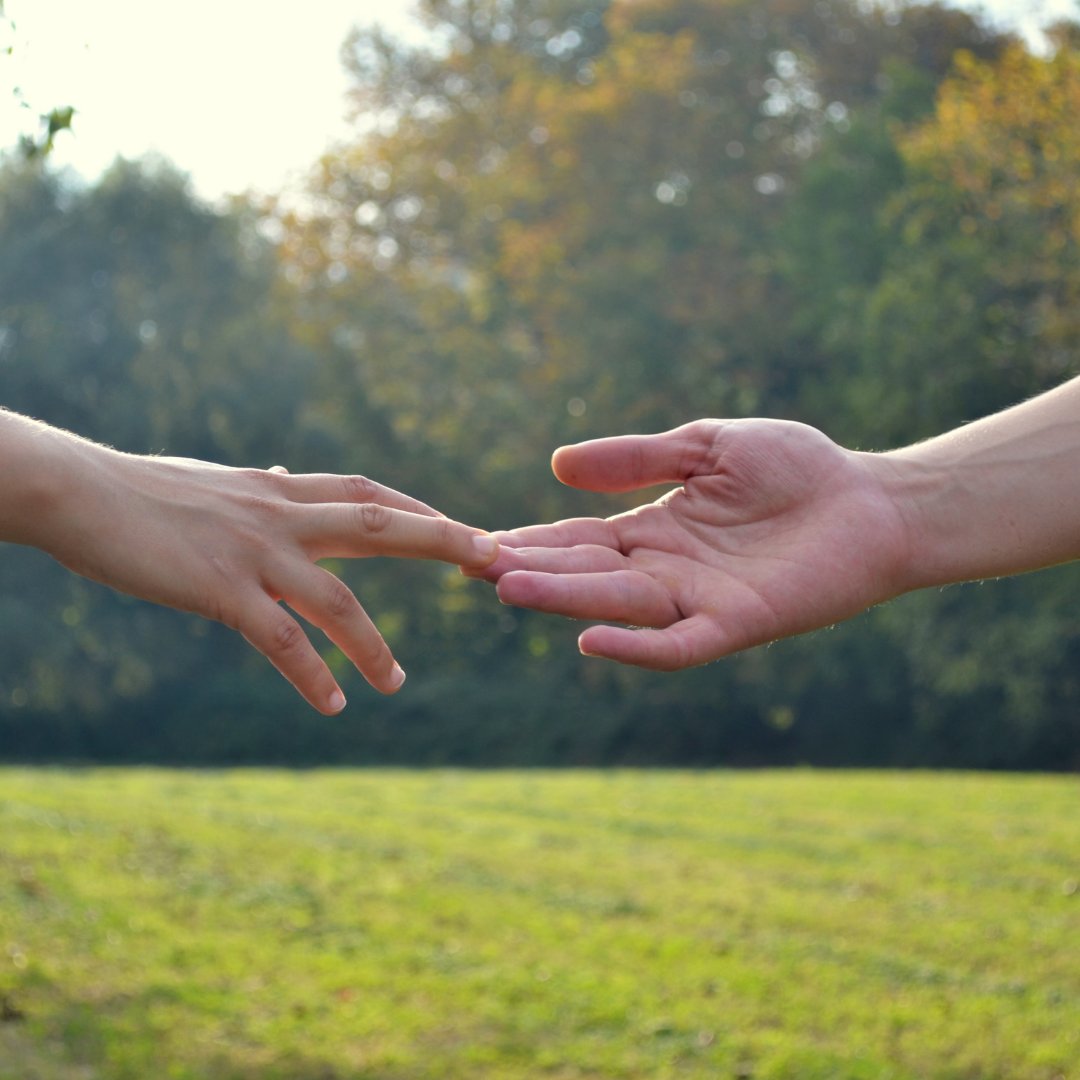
[0,0,1076,203]
[0,0,423,201]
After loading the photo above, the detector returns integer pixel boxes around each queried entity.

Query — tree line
[2,0,1079,768]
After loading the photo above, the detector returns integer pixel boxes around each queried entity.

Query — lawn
[0,768,1077,1079]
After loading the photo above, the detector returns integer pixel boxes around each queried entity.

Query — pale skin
[0,409,499,714]
[470,376,1080,670]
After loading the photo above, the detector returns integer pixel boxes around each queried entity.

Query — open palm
[475,419,911,669]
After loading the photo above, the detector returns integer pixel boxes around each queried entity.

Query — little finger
[276,564,405,695]
[239,595,348,714]
[577,615,724,670]
[496,569,680,627]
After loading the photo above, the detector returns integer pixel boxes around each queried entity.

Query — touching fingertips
[471,533,499,562]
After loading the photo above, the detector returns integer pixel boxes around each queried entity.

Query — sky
[0,0,423,201]
[0,0,1077,204]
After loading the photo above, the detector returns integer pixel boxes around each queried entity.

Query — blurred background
[1,0,1079,770]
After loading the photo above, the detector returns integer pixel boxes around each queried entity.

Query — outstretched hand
[470,419,911,669]
[43,450,498,713]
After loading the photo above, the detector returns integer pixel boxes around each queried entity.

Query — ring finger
[274,563,404,695]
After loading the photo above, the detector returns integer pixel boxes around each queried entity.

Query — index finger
[462,541,627,582]
[461,518,622,581]
[578,615,724,670]
[299,503,499,568]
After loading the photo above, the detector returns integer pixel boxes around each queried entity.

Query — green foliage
[1,768,1078,1078]
[0,159,321,718]
[1,1,1079,767]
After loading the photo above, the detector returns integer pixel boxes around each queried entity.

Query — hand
[41,449,498,713]
[471,419,911,669]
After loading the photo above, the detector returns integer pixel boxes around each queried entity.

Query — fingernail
[472,534,498,560]
[328,690,347,713]
[389,664,406,690]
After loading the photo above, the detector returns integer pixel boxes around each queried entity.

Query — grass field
[0,768,1077,1079]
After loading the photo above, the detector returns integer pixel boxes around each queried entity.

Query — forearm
[0,408,108,554]
[871,376,1080,591]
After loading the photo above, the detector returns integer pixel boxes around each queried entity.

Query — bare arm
[470,376,1080,669]
[0,408,498,712]
[879,375,1080,588]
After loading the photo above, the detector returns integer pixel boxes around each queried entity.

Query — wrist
[865,450,968,594]
[0,413,116,556]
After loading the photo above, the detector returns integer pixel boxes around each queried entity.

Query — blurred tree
[848,36,1080,764]
[283,0,1011,499]
[859,40,1080,440]
[274,0,1028,767]
[774,3,1011,435]
[0,0,75,158]
[4,0,1076,768]
[0,158,320,727]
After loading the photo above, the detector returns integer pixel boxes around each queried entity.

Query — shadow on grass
[1,987,501,1080]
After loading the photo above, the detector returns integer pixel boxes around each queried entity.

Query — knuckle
[324,578,357,620]
[270,615,305,656]
[206,595,236,629]
[679,420,726,477]
[663,633,698,671]
[658,637,687,669]
[359,502,391,534]
[356,635,390,668]
[243,492,284,522]
[248,525,281,560]
[344,474,377,503]
[433,517,454,549]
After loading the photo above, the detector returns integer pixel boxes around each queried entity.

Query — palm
[481,420,907,669]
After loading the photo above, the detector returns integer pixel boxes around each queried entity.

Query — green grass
[0,768,1077,1079]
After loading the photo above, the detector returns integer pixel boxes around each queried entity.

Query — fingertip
[578,627,605,658]
[326,689,347,714]
[551,443,577,484]
[495,570,530,606]
[452,532,500,572]
[577,624,632,662]
[462,546,520,582]
[360,660,406,696]
[388,663,406,692]
[471,532,499,564]
[350,643,406,695]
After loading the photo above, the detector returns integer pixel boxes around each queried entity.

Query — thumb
[551,420,722,493]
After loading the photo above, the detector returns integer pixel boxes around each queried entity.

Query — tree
[857,36,1080,764]
[273,0,1031,767]
[0,0,74,158]
[0,159,320,730]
